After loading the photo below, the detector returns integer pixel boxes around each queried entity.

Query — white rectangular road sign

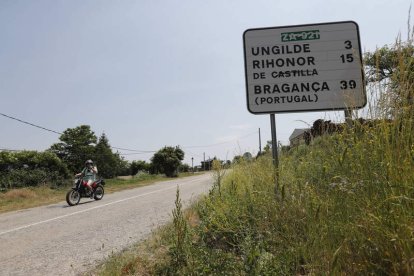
[243,21,366,114]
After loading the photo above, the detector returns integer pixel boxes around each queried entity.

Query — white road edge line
[0,178,204,237]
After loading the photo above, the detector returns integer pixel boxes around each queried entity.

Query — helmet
[85,160,94,166]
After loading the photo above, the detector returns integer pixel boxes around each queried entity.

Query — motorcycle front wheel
[66,189,81,206]
[94,185,104,200]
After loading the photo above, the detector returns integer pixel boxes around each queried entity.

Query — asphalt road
[0,173,213,276]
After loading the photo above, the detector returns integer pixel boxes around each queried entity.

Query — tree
[243,152,253,161]
[49,125,97,173]
[130,160,150,175]
[364,42,414,112]
[263,141,272,154]
[116,157,130,176]
[178,163,190,173]
[151,146,184,177]
[0,150,69,189]
[232,155,243,164]
[94,133,119,178]
[364,45,402,83]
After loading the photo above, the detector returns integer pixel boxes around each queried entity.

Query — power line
[184,150,204,158]
[110,146,156,153]
[0,112,156,153]
[117,152,155,156]
[0,147,149,158]
[1,111,258,156]
[0,112,63,135]
[182,131,257,149]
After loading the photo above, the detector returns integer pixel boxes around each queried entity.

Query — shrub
[0,151,70,189]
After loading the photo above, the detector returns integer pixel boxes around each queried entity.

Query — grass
[94,34,414,274]
[0,186,66,213]
[96,119,413,275]
[0,172,199,214]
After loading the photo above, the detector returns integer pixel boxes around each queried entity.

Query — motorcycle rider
[76,160,98,198]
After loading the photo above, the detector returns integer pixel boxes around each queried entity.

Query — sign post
[243,21,366,194]
[270,113,279,193]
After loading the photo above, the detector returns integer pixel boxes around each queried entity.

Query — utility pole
[203,152,205,171]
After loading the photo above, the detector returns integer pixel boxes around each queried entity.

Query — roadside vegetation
[1,122,194,192]
[0,124,197,213]
[95,35,414,274]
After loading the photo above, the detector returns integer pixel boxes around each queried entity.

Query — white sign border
[243,21,367,115]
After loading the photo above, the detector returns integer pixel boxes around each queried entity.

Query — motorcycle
[66,177,105,206]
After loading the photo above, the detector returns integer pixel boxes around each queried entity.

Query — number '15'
[340,53,354,63]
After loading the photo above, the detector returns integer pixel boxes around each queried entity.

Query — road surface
[0,173,213,275]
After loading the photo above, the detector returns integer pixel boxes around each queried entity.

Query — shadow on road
[49,200,97,209]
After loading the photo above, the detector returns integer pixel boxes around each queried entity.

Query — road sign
[243,21,366,114]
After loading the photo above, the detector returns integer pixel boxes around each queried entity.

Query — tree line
[0,125,186,189]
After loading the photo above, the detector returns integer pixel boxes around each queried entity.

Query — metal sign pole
[258,128,262,155]
[270,114,279,194]
[344,108,352,127]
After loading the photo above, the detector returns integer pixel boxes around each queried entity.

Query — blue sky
[0,0,412,166]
